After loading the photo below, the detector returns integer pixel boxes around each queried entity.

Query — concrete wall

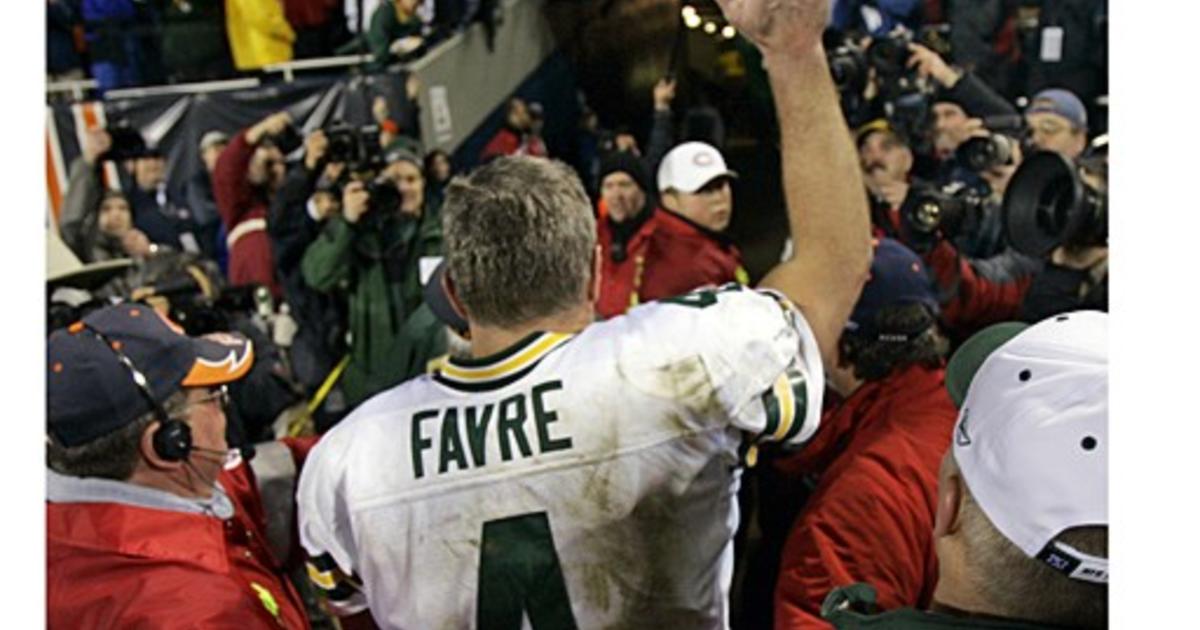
[411,0,558,153]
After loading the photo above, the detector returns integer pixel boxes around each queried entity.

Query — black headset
[82,324,195,462]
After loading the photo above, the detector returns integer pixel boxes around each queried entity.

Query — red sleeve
[480,129,517,162]
[773,453,935,629]
[212,130,257,231]
[279,435,321,472]
[924,240,1031,331]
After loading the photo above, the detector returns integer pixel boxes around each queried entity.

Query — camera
[366,178,402,215]
[324,123,385,172]
[1003,151,1107,257]
[867,30,916,88]
[957,133,1018,173]
[101,121,150,161]
[902,180,988,239]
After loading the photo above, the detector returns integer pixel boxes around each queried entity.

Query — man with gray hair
[822,310,1108,629]
[295,0,871,626]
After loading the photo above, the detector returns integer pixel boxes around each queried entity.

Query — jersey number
[477,512,578,630]
[659,283,743,309]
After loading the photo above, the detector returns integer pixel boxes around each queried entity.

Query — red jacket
[639,210,746,304]
[213,130,281,297]
[479,127,547,163]
[47,446,316,629]
[596,209,660,319]
[773,365,957,629]
[923,239,1030,332]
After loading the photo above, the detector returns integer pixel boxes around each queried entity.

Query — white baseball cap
[946,310,1108,584]
[656,141,738,194]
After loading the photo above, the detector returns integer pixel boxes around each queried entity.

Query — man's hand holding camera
[906,43,961,88]
[82,129,113,166]
[247,111,293,146]
[341,180,370,224]
[304,130,330,171]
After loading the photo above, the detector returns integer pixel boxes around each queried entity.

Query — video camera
[1003,151,1107,257]
[324,122,386,173]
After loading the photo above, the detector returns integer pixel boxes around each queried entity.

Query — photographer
[301,147,446,409]
[904,43,1018,168]
[213,111,292,299]
[916,152,1107,332]
[268,129,349,424]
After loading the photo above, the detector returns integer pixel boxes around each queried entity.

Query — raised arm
[718,0,872,365]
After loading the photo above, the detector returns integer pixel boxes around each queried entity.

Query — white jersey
[297,285,825,629]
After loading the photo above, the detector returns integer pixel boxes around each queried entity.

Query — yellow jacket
[226,0,296,70]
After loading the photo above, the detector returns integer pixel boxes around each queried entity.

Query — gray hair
[47,391,189,480]
[953,457,1108,629]
[441,156,596,328]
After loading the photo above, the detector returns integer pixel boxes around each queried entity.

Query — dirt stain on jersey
[617,354,721,427]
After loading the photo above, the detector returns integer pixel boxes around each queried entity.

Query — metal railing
[45,54,379,103]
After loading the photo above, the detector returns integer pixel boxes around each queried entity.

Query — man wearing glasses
[47,303,314,628]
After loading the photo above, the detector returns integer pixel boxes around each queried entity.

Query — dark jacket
[774,365,957,628]
[301,200,445,406]
[268,165,346,391]
[47,0,83,75]
[161,0,233,82]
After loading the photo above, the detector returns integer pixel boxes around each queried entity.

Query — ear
[660,191,678,212]
[933,453,965,539]
[588,244,603,304]
[900,147,914,174]
[441,271,473,340]
[140,422,184,471]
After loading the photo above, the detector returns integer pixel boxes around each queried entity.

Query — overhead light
[703,21,717,34]
[721,25,736,39]
[681,5,697,19]
[684,13,702,29]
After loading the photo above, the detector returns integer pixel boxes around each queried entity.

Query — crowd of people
[46,0,1109,628]
[47,0,499,92]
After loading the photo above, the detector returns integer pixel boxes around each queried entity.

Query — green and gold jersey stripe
[758,366,810,445]
[436,332,574,390]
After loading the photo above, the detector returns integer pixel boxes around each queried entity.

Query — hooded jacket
[774,364,957,629]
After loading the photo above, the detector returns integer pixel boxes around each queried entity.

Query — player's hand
[304,130,329,170]
[342,180,369,224]
[82,129,112,165]
[907,43,960,87]
[653,78,676,112]
[715,0,829,59]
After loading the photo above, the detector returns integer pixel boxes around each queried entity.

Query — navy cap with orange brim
[47,303,254,447]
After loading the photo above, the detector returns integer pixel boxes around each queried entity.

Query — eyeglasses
[173,385,230,418]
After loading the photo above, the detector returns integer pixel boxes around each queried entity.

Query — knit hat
[946,310,1108,584]
[598,151,651,194]
[1027,88,1088,131]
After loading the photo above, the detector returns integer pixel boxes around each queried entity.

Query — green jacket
[301,203,444,406]
[823,584,1070,630]
[336,1,422,68]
